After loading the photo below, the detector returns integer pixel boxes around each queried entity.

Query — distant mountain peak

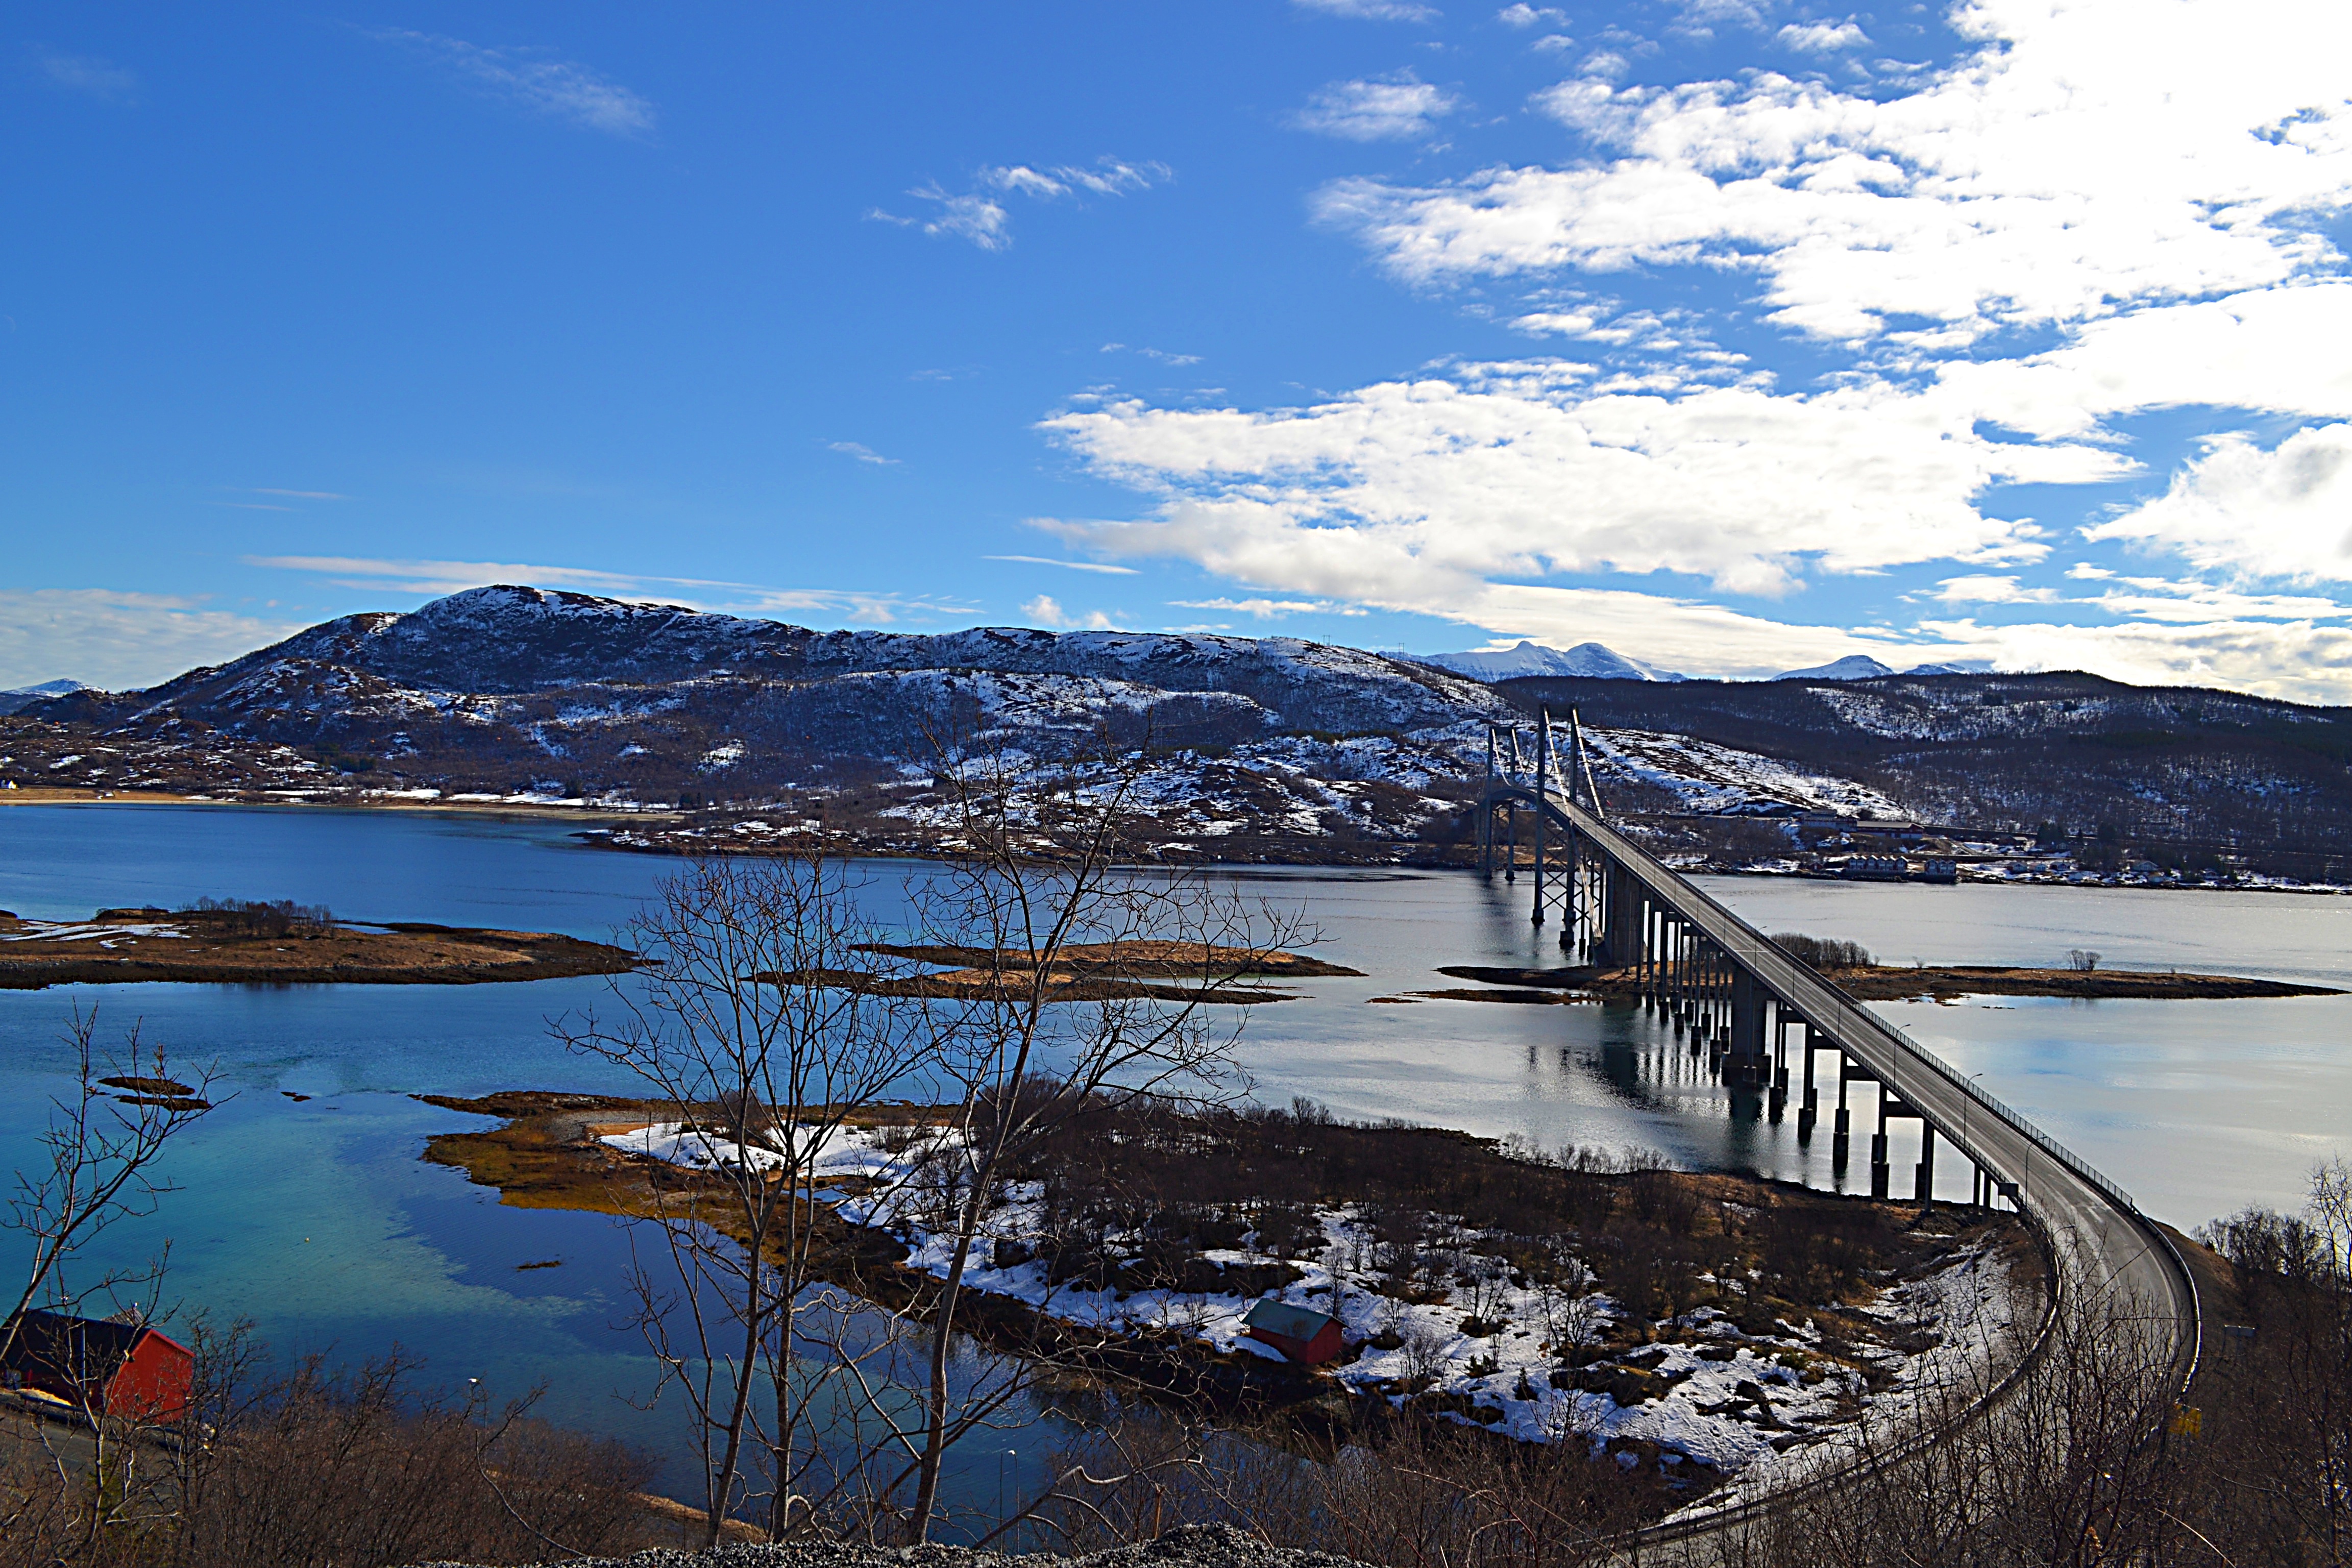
[1420,641,1684,683]
[0,678,87,716]
[1775,654,1896,681]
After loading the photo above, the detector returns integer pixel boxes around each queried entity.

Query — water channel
[2,802,2345,1514]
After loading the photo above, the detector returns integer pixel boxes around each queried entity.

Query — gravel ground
[419,1525,1369,1568]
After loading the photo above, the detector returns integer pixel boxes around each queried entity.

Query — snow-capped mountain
[1420,641,1684,683]
[1773,655,1897,681]
[0,679,86,716]
[20,586,1508,809]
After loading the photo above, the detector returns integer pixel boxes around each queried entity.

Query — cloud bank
[1036,0,2352,703]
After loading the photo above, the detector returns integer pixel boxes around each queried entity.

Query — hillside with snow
[1422,641,1684,683]
[6,584,2347,882]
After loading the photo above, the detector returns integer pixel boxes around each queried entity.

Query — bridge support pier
[1797,1022,1817,1142]
[1915,1124,1935,1205]
[1870,1085,1892,1200]
[1832,1055,1850,1168]
[1728,968,1766,1088]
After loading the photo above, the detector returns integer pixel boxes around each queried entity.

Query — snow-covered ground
[606,1120,2023,1488]
[1586,728,1905,819]
[0,918,187,943]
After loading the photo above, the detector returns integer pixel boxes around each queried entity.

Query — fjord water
[2,803,2346,1498]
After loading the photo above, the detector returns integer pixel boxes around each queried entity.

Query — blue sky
[7,1,2352,701]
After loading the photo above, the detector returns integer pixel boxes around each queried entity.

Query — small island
[763,939,1364,1006]
[0,900,635,989]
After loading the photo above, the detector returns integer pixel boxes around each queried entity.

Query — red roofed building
[2,1310,194,1424]
[1242,1299,1343,1364]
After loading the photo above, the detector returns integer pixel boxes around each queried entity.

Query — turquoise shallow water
[2,802,2346,1508]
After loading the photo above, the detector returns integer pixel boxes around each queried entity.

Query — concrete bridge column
[1768,1006,1788,1118]
[1609,867,1637,965]
[1870,1088,1892,1200]
[1637,901,1652,1001]
[1915,1124,1935,1205]
[1832,1056,1851,1169]
[1728,967,1766,1087]
[1796,1022,1817,1141]
[1669,921,1685,1030]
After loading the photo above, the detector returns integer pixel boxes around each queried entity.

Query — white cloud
[828,440,898,465]
[1912,614,2352,705]
[38,51,136,101]
[1498,5,1568,27]
[985,555,1139,575]
[1929,574,2057,604]
[250,487,349,501]
[370,31,655,136]
[1039,362,2115,601]
[873,160,1164,251]
[2086,424,2352,582]
[0,591,302,692]
[1102,343,1203,365]
[1933,284,2352,442]
[1169,597,1366,618]
[1290,76,1461,142]
[1508,310,1603,336]
[1294,0,1441,21]
[2081,576,2352,624]
[981,160,1164,200]
[879,188,1013,251]
[1315,0,2352,343]
[1020,595,1116,629]
[1776,20,1869,51]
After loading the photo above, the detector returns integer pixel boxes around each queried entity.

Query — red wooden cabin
[2,1310,194,1423]
[1242,1299,1343,1364]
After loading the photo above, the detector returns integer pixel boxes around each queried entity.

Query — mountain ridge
[9,585,2348,881]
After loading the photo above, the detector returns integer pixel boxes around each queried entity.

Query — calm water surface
[2,802,2345,1501]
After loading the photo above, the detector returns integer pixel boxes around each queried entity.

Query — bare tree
[0,1005,219,1561]
[895,740,1314,1539]
[552,851,926,1545]
[2,1006,218,1355]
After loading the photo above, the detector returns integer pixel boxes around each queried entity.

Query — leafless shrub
[180,897,332,936]
[0,1324,662,1568]
[1770,932,1875,970]
[1042,1406,1643,1568]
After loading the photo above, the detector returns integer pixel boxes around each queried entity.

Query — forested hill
[1499,671,2352,877]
